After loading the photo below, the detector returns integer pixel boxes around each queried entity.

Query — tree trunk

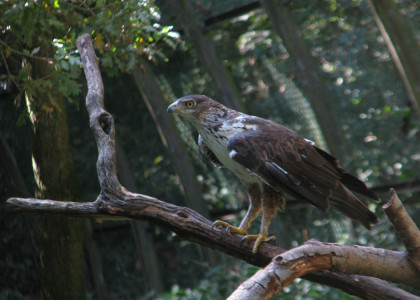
[159,0,243,111]
[367,0,420,117]
[26,44,86,300]
[261,0,347,160]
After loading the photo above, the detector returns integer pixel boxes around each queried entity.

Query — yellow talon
[211,220,247,236]
[212,220,275,253]
[241,234,276,253]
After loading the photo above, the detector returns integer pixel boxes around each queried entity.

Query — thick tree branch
[229,239,420,299]
[5,34,420,299]
[384,189,420,272]
[7,194,420,300]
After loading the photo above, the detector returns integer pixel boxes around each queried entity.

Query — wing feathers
[340,173,379,201]
[265,161,330,210]
[314,146,379,201]
[227,121,378,228]
[330,183,379,228]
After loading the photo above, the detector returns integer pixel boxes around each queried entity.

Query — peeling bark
[229,239,420,299]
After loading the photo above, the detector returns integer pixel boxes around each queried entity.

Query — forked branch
[6,34,420,300]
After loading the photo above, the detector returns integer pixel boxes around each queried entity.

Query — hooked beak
[167,102,180,114]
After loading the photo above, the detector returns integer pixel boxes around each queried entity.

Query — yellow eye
[186,101,195,108]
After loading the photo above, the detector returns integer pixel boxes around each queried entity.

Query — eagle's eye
[185,101,195,108]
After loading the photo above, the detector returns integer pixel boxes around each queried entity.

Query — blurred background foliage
[1,0,420,299]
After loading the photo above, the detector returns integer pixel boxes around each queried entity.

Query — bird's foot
[241,234,276,254]
[211,220,247,236]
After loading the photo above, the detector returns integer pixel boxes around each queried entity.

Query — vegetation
[1,0,420,299]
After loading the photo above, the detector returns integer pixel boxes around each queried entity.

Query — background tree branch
[384,189,420,272]
[6,34,420,299]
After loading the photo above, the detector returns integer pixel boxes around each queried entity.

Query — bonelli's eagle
[167,95,379,253]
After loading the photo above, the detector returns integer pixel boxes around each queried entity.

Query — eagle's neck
[196,105,240,130]
[196,106,260,185]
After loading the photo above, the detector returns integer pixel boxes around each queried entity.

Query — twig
[0,39,55,62]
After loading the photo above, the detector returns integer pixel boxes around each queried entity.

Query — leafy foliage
[0,0,181,103]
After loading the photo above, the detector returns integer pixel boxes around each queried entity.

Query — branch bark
[384,189,420,272]
[229,239,420,300]
[8,194,420,299]
[6,34,420,299]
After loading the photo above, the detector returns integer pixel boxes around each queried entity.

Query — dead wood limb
[229,189,420,300]
[229,239,420,300]
[384,189,420,272]
[6,34,420,299]
[7,195,420,300]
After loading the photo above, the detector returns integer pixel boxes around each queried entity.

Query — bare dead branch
[77,33,124,196]
[229,239,420,299]
[6,34,420,299]
[7,194,420,299]
[384,189,420,272]
[304,273,420,300]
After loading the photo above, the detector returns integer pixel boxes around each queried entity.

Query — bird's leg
[241,206,276,253]
[212,184,261,236]
[242,188,284,253]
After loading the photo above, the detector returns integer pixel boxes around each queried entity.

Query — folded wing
[227,117,379,228]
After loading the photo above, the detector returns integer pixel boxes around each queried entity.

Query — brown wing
[227,116,378,229]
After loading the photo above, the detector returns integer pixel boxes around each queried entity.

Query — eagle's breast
[198,116,260,184]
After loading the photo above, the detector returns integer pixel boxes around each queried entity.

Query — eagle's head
[167,95,228,125]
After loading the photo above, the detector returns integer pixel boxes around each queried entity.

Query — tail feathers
[313,146,380,202]
[340,173,380,201]
[330,183,379,229]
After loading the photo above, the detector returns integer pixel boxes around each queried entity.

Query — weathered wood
[6,195,282,266]
[229,239,420,300]
[7,34,420,299]
[8,194,420,300]
[384,189,420,272]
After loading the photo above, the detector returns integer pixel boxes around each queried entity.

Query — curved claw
[212,220,248,236]
[211,222,217,231]
[238,234,277,253]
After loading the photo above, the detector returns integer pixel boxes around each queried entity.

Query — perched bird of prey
[167,95,379,253]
